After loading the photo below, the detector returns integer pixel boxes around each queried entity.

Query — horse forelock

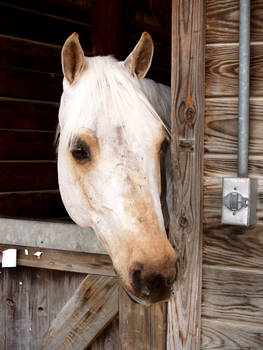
[58,55,170,150]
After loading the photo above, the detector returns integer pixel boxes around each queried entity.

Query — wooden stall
[0,0,263,349]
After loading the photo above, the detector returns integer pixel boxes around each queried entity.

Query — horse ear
[62,32,85,84]
[124,32,154,79]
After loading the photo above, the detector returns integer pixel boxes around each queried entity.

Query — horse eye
[71,143,91,162]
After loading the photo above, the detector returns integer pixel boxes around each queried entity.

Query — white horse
[57,32,179,305]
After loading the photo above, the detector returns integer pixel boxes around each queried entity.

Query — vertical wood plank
[119,288,166,350]
[2,267,31,350]
[168,0,205,349]
[29,269,50,350]
[47,270,86,323]
[90,318,120,350]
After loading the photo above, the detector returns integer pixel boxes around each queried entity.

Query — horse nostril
[131,267,143,291]
[131,265,150,298]
[149,274,165,290]
[130,261,178,301]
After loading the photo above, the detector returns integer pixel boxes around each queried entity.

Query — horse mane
[57,55,170,150]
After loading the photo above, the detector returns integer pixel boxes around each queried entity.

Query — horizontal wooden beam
[0,244,114,276]
[41,275,119,350]
[201,317,263,349]
[0,218,106,254]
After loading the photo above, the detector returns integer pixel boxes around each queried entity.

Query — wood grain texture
[0,66,62,102]
[203,0,263,348]
[41,275,119,350]
[0,98,58,131]
[119,288,166,350]
[168,0,205,349]
[206,0,263,44]
[205,98,263,155]
[203,223,263,272]
[201,318,263,349]
[204,156,263,186]
[0,244,114,276]
[205,44,263,98]
[0,267,85,350]
[1,266,32,350]
[0,35,61,73]
[202,265,263,324]
[90,318,120,350]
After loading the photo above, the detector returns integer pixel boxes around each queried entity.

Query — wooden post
[167,0,205,349]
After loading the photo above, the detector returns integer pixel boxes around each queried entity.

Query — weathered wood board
[41,275,119,350]
[0,266,85,350]
[201,318,263,350]
[205,45,263,98]
[202,0,263,348]
[0,244,114,276]
[119,288,167,350]
[168,0,205,349]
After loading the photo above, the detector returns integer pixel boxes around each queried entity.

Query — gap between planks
[0,96,60,106]
[205,96,263,102]
[1,64,63,77]
[0,189,60,195]
[0,33,63,50]
[206,41,263,48]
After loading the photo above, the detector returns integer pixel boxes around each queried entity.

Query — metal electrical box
[221,177,257,226]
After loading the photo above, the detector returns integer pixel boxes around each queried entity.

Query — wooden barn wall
[202,1,263,349]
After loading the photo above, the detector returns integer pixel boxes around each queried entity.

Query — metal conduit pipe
[221,0,257,226]
[238,0,251,176]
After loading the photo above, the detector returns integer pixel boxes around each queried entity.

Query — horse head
[57,32,179,305]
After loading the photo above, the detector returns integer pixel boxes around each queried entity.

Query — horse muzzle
[125,257,179,305]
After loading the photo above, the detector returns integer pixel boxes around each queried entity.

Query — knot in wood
[6,298,16,307]
[184,106,195,126]
[179,215,188,228]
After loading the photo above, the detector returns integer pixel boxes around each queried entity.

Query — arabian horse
[57,32,179,305]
